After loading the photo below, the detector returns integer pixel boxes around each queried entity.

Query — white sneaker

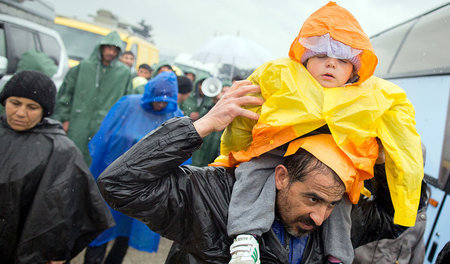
[229,234,260,264]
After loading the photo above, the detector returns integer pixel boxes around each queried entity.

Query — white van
[0,13,69,89]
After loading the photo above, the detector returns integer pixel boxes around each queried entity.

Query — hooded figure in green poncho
[53,31,132,165]
[180,72,214,120]
[181,76,231,166]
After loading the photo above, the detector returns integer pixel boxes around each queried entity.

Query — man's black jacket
[98,117,408,263]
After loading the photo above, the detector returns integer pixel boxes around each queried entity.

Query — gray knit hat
[299,34,362,72]
[301,48,361,72]
[0,70,56,117]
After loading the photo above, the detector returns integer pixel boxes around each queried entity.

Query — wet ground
[71,237,172,263]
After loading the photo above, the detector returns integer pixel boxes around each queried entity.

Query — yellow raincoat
[213,2,423,227]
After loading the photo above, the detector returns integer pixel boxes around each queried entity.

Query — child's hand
[194,80,263,138]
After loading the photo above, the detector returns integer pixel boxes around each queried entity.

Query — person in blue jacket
[84,71,187,264]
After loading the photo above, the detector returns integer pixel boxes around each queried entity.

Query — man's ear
[275,164,290,191]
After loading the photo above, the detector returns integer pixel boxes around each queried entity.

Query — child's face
[306,55,354,87]
[138,68,152,80]
[120,54,135,68]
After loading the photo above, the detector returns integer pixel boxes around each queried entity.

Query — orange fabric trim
[230,124,298,164]
[339,137,378,181]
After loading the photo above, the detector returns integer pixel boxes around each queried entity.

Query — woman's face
[5,96,43,131]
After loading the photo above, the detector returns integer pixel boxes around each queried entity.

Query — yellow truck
[54,15,159,69]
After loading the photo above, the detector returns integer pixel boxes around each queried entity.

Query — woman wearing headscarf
[0,70,114,264]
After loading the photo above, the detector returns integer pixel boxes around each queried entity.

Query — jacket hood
[193,72,210,96]
[89,31,123,63]
[289,1,377,85]
[141,71,178,114]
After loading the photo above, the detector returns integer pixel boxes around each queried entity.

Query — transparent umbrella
[191,35,274,78]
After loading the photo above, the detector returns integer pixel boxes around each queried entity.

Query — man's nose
[309,205,328,226]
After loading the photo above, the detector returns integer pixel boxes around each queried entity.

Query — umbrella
[191,35,274,77]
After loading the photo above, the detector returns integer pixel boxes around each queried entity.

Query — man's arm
[97,81,263,240]
[351,164,410,248]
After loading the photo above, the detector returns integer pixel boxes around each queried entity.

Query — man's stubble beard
[276,188,318,238]
[285,215,317,238]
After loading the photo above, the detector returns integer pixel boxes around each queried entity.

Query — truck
[370,3,450,263]
[53,9,159,69]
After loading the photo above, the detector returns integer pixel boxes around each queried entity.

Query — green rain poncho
[17,50,58,77]
[53,31,132,165]
[180,73,219,166]
[180,72,214,118]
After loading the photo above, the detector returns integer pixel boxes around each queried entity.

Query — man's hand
[193,80,263,138]
[190,112,200,121]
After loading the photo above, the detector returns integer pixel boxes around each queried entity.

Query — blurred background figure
[0,50,58,116]
[17,50,58,78]
[84,71,186,264]
[135,61,176,94]
[0,70,114,264]
[152,61,174,77]
[119,51,136,73]
[132,63,153,92]
[191,80,232,167]
[184,70,196,82]
[137,63,153,80]
[176,75,193,105]
[179,72,213,121]
[231,75,243,83]
[52,31,132,165]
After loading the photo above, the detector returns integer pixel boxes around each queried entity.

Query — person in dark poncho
[0,70,114,264]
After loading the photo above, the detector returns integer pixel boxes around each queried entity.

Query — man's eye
[310,197,318,203]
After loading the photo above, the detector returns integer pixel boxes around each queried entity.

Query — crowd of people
[1,2,449,264]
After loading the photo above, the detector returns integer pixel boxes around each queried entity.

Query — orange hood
[289,1,377,85]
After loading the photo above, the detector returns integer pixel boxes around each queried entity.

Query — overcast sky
[47,0,449,59]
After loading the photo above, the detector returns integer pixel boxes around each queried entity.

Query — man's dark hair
[283,148,344,192]
[139,63,153,72]
[177,75,193,94]
[122,51,135,57]
[185,71,196,78]
[232,75,243,82]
